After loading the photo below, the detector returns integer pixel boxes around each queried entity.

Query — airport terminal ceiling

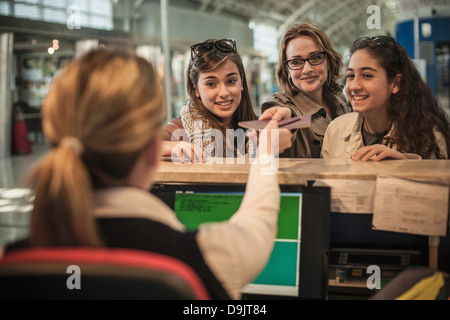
[2,0,434,54]
[183,0,400,48]
[3,0,449,116]
[108,0,401,51]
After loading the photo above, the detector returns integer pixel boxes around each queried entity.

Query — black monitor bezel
[150,183,331,300]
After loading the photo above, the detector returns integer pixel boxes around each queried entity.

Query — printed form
[313,179,376,214]
[372,175,449,236]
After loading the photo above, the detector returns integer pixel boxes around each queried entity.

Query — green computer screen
[174,191,302,297]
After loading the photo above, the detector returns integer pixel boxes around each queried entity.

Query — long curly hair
[350,37,449,159]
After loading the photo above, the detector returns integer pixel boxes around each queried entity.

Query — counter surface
[155,158,450,185]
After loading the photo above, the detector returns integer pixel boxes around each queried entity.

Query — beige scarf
[180,103,252,159]
[180,103,216,157]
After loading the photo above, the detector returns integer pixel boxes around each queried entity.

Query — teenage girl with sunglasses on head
[322,36,449,161]
[161,38,292,162]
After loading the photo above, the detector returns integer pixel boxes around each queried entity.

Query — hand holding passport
[238,114,311,130]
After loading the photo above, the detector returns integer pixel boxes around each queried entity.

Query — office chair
[0,247,210,300]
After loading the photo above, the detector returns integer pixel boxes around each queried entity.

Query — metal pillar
[0,32,14,158]
[161,0,173,120]
[414,15,419,60]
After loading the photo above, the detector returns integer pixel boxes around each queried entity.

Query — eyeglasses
[285,52,326,70]
[190,38,237,60]
[352,35,400,55]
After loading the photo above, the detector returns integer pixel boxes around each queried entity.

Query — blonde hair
[28,50,166,246]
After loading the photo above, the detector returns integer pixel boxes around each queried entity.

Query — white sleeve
[434,129,448,159]
[321,126,331,158]
[322,118,339,159]
[196,159,280,299]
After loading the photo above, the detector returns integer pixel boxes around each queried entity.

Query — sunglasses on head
[353,35,400,55]
[190,38,237,60]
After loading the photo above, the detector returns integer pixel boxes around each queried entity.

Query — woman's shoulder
[330,111,359,124]
[261,92,294,111]
[432,127,448,159]
[334,91,352,114]
[327,112,360,134]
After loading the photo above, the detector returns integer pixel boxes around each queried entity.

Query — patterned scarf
[180,103,252,159]
[180,103,216,157]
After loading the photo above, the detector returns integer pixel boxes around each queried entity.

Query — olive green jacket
[262,90,351,158]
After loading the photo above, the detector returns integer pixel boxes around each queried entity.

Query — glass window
[89,15,112,30]
[15,3,41,20]
[20,0,39,4]
[10,0,114,31]
[253,23,278,63]
[43,0,66,8]
[43,7,66,24]
[90,0,111,15]
[0,1,10,15]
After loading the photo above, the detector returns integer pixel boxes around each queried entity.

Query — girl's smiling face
[345,48,400,117]
[195,60,242,128]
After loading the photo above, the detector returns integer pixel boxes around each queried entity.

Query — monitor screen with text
[151,183,330,299]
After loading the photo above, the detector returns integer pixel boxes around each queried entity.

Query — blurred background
[1,1,449,288]
[0,0,449,186]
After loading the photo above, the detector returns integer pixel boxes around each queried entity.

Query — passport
[238,114,311,130]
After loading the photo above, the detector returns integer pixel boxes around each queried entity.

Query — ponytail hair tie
[60,136,84,155]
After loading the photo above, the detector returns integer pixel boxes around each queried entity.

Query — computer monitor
[150,183,331,300]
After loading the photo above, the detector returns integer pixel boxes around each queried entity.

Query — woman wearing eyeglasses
[260,22,352,158]
[161,38,291,162]
[322,36,449,160]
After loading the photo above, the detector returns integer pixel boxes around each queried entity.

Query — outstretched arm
[161,140,205,163]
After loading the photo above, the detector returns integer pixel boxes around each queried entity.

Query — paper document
[313,179,376,214]
[372,175,449,236]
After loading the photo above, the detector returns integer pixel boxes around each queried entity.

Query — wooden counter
[155,158,450,186]
[155,158,450,273]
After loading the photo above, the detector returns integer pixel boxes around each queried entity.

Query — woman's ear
[194,85,200,99]
[392,74,402,95]
[127,134,162,189]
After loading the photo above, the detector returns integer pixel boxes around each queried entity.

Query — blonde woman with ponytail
[261,22,352,158]
[3,49,288,300]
